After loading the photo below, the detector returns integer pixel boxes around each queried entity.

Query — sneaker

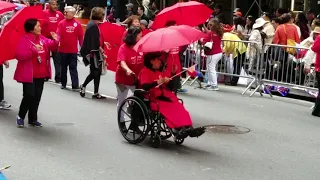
[61,86,66,89]
[79,85,86,97]
[28,121,43,127]
[16,117,24,128]
[206,86,219,91]
[0,100,11,109]
[204,84,211,88]
[177,89,188,93]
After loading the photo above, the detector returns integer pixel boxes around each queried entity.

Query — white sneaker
[0,100,11,109]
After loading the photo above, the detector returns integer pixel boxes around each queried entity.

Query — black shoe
[79,85,86,97]
[189,127,205,137]
[61,86,66,89]
[92,93,106,99]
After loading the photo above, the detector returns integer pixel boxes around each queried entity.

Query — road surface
[0,61,319,180]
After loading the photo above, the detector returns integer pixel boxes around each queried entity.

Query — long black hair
[123,26,142,46]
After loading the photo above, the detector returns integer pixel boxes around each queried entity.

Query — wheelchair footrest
[189,127,206,138]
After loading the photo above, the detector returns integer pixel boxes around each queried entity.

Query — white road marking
[46,81,117,100]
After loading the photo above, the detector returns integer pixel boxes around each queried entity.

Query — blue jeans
[60,53,79,88]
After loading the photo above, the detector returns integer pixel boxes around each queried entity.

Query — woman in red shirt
[116,27,144,122]
[202,19,223,91]
[15,18,59,128]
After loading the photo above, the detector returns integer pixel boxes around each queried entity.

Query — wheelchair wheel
[118,96,150,144]
[174,138,184,145]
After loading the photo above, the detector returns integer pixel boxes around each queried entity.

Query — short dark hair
[272,17,282,24]
[281,13,291,24]
[138,5,145,12]
[144,52,163,70]
[124,26,142,46]
[24,18,38,33]
[263,12,272,19]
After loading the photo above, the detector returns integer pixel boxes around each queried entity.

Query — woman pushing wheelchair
[138,52,205,139]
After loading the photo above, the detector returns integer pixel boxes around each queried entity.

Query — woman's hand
[163,77,171,83]
[34,44,43,51]
[126,69,135,76]
[157,78,165,85]
[3,61,9,68]
[50,32,58,41]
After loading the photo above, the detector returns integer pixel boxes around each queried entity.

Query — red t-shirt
[42,10,64,38]
[202,31,222,55]
[57,18,84,53]
[164,47,181,76]
[115,44,144,85]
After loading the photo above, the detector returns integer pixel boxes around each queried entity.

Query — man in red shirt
[42,0,64,83]
[57,6,84,90]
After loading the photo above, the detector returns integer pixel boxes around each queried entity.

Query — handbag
[203,33,213,53]
[283,25,297,55]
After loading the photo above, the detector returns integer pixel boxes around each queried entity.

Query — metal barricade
[181,39,271,97]
[261,43,317,95]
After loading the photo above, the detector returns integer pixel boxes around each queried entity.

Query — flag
[187,64,201,77]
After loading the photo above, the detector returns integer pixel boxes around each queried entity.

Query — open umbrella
[0,1,16,15]
[151,1,213,30]
[0,5,44,64]
[134,25,205,53]
[99,22,126,72]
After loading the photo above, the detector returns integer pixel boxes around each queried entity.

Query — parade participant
[0,61,11,109]
[121,15,140,44]
[140,19,151,36]
[163,20,187,93]
[15,18,59,127]
[201,18,223,91]
[57,6,84,90]
[42,0,64,83]
[80,7,106,99]
[116,27,143,122]
[138,52,205,138]
[308,28,320,117]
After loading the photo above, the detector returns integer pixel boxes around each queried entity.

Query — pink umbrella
[151,1,213,30]
[134,25,206,53]
[0,1,16,14]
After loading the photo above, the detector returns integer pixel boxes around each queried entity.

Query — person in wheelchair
[138,52,205,138]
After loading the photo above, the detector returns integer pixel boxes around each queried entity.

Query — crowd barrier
[181,39,318,98]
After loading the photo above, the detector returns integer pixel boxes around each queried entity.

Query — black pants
[83,64,101,94]
[230,52,246,85]
[312,72,320,117]
[52,51,61,83]
[18,78,45,123]
[0,65,3,101]
[60,53,79,88]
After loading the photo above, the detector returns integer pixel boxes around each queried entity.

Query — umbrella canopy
[99,22,126,72]
[151,1,213,30]
[0,5,44,64]
[0,1,16,15]
[134,25,206,53]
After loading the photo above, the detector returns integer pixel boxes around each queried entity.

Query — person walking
[42,0,64,83]
[80,7,106,99]
[0,61,11,109]
[15,18,58,127]
[57,6,84,90]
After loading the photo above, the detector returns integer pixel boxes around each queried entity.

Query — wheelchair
[117,89,189,148]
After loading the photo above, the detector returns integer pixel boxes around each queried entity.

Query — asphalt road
[0,60,319,180]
